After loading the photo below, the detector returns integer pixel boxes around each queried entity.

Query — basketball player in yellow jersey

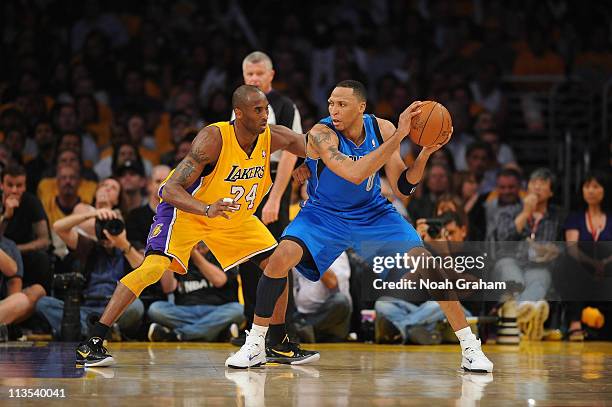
[75,85,314,367]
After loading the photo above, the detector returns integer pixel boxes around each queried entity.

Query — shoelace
[243,330,264,354]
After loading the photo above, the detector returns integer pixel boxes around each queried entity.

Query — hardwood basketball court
[1,341,611,405]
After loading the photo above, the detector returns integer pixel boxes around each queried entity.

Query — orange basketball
[408,101,452,147]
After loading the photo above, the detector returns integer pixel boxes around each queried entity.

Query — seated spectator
[51,103,99,167]
[72,177,122,239]
[377,212,472,344]
[44,133,99,181]
[94,140,152,180]
[147,243,243,342]
[485,168,525,240]
[493,168,564,340]
[40,163,83,261]
[291,252,352,343]
[98,113,159,166]
[37,148,97,208]
[0,236,45,340]
[465,141,497,195]
[125,113,158,164]
[563,172,612,341]
[37,208,145,340]
[469,63,508,127]
[25,119,56,193]
[0,163,52,292]
[114,160,147,216]
[75,93,112,149]
[478,128,517,169]
[160,128,197,168]
[407,163,452,221]
[445,99,475,171]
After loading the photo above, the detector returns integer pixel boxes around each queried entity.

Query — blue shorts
[282,205,423,281]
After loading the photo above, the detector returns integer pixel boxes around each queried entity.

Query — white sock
[455,326,477,348]
[250,324,268,338]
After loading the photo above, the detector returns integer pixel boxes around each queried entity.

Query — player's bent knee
[120,255,170,297]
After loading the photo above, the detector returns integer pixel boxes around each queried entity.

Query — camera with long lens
[53,267,86,341]
[423,212,454,239]
[95,217,125,241]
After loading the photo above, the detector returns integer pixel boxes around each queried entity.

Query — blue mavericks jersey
[304,114,394,221]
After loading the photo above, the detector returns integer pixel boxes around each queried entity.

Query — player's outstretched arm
[309,101,423,185]
[162,126,232,217]
[269,124,307,158]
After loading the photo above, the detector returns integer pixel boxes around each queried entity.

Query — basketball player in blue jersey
[226,80,493,373]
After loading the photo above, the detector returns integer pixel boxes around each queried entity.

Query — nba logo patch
[150,224,163,238]
[262,150,266,158]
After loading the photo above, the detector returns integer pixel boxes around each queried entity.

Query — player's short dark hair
[335,80,367,102]
[232,85,265,109]
[1,161,26,182]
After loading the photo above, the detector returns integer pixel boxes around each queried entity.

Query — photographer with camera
[375,211,473,345]
[35,206,145,340]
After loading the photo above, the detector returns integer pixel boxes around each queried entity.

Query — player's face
[328,87,365,132]
[236,94,269,134]
[243,62,274,94]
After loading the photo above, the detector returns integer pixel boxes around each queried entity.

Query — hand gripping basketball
[397,101,424,138]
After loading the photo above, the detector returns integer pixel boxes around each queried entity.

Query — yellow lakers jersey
[161,121,273,229]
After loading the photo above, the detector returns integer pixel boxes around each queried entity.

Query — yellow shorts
[147,211,277,273]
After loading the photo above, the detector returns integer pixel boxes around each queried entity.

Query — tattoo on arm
[174,159,197,186]
[188,144,208,164]
[327,146,347,162]
[308,128,332,146]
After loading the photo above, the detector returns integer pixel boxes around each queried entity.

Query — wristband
[204,204,211,217]
[397,168,418,196]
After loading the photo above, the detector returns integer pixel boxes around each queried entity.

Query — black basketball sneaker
[266,336,320,365]
[76,337,115,367]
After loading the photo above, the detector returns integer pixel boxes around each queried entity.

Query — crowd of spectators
[0,0,611,344]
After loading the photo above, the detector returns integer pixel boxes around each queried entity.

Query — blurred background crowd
[0,0,610,346]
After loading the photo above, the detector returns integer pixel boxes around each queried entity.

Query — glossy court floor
[0,341,611,406]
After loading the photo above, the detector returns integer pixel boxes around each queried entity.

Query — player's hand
[397,101,424,137]
[3,195,20,219]
[94,208,119,220]
[292,164,311,184]
[420,126,453,157]
[207,198,237,219]
[261,197,280,225]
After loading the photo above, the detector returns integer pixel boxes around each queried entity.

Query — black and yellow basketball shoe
[266,336,320,365]
[76,337,115,367]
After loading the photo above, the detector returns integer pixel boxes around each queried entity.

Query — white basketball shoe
[461,338,494,373]
[225,330,267,369]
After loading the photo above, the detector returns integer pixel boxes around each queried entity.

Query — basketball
[409,101,453,147]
